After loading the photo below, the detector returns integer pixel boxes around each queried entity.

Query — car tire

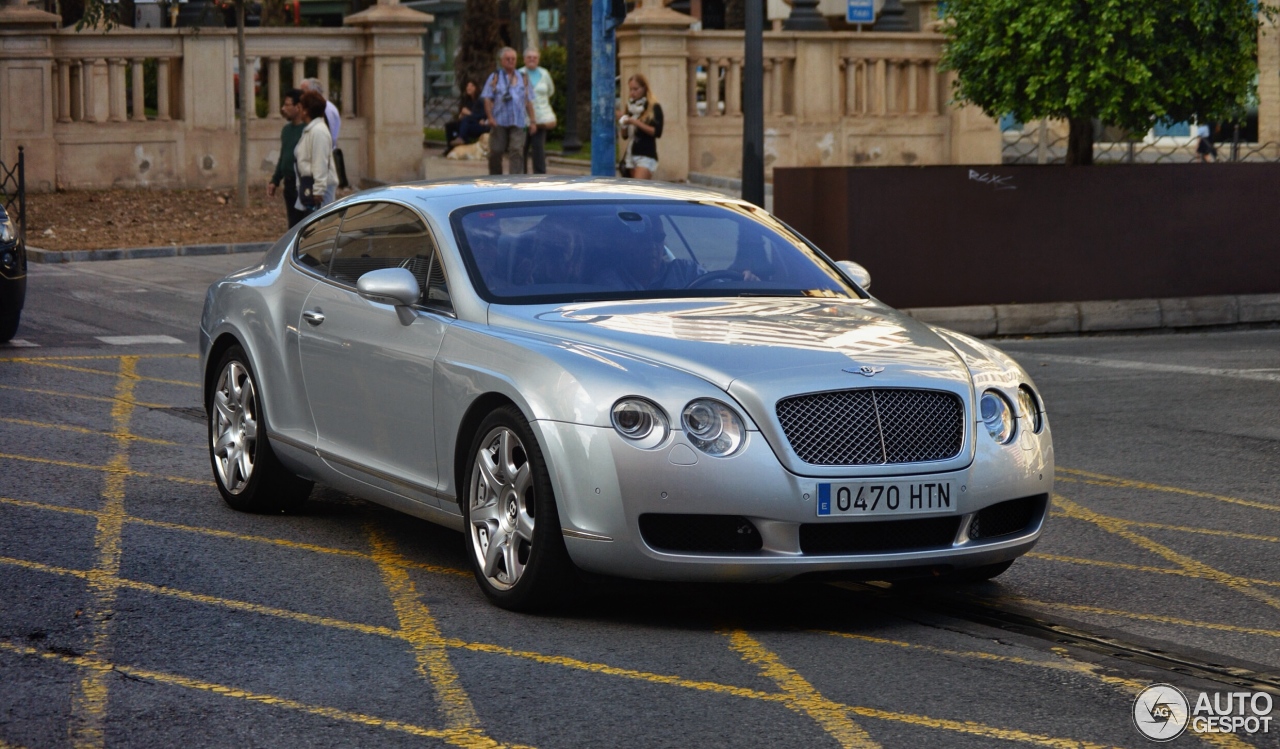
[941,559,1015,584]
[462,405,574,611]
[208,345,313,513]
[0,287,22,343]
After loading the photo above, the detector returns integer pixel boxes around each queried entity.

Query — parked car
[199,179,1054,610]
[0,204,25,343]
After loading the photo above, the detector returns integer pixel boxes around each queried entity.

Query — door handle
[302,309,325,325]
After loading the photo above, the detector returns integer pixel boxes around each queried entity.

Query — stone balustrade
[1,5,430,192]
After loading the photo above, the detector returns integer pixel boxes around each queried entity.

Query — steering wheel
[685,270,745,289]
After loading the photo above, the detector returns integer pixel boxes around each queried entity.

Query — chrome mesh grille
[776,389,964,466]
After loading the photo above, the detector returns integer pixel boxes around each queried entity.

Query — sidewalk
[25,151,1280,337]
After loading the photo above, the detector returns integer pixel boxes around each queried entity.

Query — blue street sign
[847,0,874,23]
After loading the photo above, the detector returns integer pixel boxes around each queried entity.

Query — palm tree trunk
[236,0,250,208]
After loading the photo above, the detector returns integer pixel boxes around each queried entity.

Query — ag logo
[1134,684,1190,741]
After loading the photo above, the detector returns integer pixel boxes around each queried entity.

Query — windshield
[451,200,859,304]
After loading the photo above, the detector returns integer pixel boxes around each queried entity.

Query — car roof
[332,176,748,218]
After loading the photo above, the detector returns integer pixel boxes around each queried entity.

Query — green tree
[941,0,1267,165]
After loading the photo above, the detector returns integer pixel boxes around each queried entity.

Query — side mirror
[836,260,871,290]
[357,267,421,307]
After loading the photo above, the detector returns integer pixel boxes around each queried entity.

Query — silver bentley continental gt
[199,178,1053,610]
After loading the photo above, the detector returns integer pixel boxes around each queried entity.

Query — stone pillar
[267,57,280,115]
[0,0,60,191]
[130,58,146,121]
[340,57,354,117]
[344,0,432,183]
[617,0,695,181]
[1258,17,1280,144]
[108,57,127,121]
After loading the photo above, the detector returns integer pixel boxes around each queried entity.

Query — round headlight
[611,398,668,449]
[681,399,745,456]
[979,390,1015,444]
[0,222,13,245]
[1016,385,1043,434]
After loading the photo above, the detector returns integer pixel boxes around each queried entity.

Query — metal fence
[0,147,24,249]
[1003,123,1280,165]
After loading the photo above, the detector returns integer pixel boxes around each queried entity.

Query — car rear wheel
[208,345,312,513]
[463,405,573,610]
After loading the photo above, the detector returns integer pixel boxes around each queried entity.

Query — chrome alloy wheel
[211,361,258,494]
[469,426,536,590]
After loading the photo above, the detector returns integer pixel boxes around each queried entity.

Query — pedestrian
[300,77,345,198]
[522,47,556,174]
[617,74,663,180]
[295,91,337,213]
[445,80,489,155]
[267,88,308,228]
[1195,122,1217,163]
[481,47,537,175]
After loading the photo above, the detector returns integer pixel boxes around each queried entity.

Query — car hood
[491,297,972,394]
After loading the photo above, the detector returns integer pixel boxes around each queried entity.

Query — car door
[297,200,453,504]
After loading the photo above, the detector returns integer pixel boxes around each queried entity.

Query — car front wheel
[208,345,312,513]
[463,405,573,610]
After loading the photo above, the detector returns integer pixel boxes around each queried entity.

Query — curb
[904,294,1280,336]
[27,242,274,264]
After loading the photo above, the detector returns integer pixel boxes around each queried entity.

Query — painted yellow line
[724,629,880,749]
[817,629,1144,691]
[0,383,171,409]
[365,525,487,738]
[843,705,1119,749]
[0,496,471,579]
[1,552,1126,747]
[0,416,180,447]
[1005,596,1280,639]
[0,452,211,487]
[1028,552,1280,589]
[1053,494,1280,612]
[0,641,499,749]
[12,359,198,388]
[1058,468,1280,513]
[1049,509,1280,545]
[0,737,34,749]
[70,356,139,749]
[0,353,197,362]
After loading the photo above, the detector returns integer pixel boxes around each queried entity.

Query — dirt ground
[25,187,306,251]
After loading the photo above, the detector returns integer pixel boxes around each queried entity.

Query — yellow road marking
[0,383,170,409]
[1028,552,1280,589]
[0,417,180,446]
[69,356,138,749]
[1005,596,1280,639]
[1053,494,1280,612]
[0,738,34,749]
[1,552,1116,747]
[0,452,211,486]
[724,629,880,749]
[1058,468,1280,513]
[0,496,470,578]
[10,359,198,387]
[842,705,1118,749]
[0,353,197,362]
[0,641,499,749]
[365,525,488,739]
[1049,509,1280,545]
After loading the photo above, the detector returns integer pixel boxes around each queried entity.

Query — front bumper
[535,418,1053,582]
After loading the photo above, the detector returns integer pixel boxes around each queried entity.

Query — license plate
[816,481,956,517]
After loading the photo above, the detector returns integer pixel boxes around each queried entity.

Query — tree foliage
[941,0,1268,164]
[456,0,504,95]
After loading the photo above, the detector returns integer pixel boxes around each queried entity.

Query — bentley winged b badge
[843,365,885,377]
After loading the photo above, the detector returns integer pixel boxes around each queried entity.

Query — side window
[331,202,449,308]
[295,209,343,271]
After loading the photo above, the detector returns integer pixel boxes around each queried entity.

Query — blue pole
[590,0,617,176]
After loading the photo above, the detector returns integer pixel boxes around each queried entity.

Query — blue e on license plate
[816,481,955,517]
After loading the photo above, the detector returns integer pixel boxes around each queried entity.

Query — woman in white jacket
[295,91,336,211]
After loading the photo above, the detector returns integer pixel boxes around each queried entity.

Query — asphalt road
[1,254,1278,749]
